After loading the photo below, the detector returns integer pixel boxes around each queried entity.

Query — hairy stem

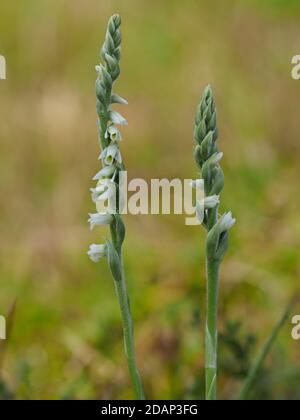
[205,258,220,400]
[113,254,145,400]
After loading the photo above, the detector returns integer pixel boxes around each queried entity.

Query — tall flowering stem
[193,86,235,400]
[88,14,145,400]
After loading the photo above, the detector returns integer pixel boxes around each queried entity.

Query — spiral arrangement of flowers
[87,14,145,400]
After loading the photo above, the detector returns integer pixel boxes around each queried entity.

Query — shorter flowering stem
[113,254,145,400]
[205,258,220,401]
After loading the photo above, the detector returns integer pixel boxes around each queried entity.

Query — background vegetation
[0,0,299,399]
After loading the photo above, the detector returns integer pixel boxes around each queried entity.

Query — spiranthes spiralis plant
[87,14,145,400]
[193,85,236,400]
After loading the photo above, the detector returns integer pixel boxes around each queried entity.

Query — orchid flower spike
[105,125,122,142]
[193,85,235,401]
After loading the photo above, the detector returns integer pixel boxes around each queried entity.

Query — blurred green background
[0,0,300,400]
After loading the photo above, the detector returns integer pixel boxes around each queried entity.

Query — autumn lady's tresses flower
[93,165,116,180]
[87,14,145,400]
[87,243,107,262]
[90,179,116,203]
[206,212,236,261]
[88,213,113,230]
[99,143,122,165]
[109,110,128,126]
[193,85,235,400]
[219,211,236,232]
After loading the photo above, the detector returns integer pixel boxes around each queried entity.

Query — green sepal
[210,167,224,195]
[105,32,115,56]
[204,101,212,122]
[100,65,112,90]
[193,145,203,168]
[194,120,206,144]
[106,241,123,283]
[112,14,121,28]
[212,127,218,142]
[215,231,229,262]
[114,47,121,61]
[108,18,116,35]
[206,221,220,261]
[113,30,122,49]
[96,79,107,105]
[202,154,217,192]
[104,53,118,71]
[96,99,107,118]
[209,110,217,131]
[200,131,214,160]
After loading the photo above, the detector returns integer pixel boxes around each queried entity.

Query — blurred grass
[0,0,300,399]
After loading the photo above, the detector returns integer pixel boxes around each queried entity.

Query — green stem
[114,254,145,400]
[205,258,220,400]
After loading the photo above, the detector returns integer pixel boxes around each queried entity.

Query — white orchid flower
[87,244,107,263]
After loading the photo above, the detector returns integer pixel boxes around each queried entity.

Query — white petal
[93,166,115,180]
[115,149,122,164]
[87,243,107,262]
[220,212,236,232]
[213,152,223,164]
[111,93,128,105]
[88,213,113,229]
[190,179,204,190]
[110,110,128,126]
